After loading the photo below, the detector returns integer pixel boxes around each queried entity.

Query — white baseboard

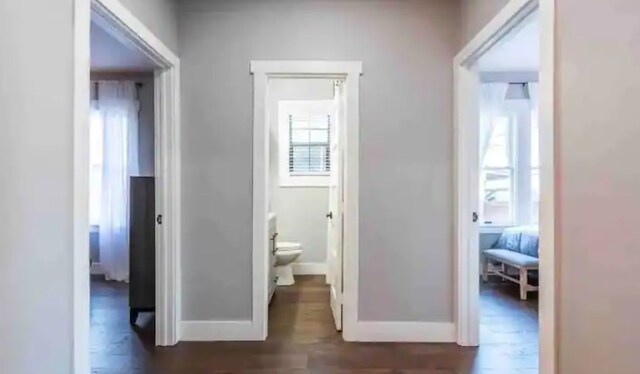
[180,320,454,343]
[350,321,456,342]
[180,320,263,341]
[292,262,326,275]
[90,262,104,275]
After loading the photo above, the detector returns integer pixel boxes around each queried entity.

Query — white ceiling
[477,11,539,72]
[91,21,157,72]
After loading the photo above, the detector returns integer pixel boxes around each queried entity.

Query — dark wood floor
[91,275,538,373]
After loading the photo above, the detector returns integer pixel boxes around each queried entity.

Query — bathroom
[267,77,341,338]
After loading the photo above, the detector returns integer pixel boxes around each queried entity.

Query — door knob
[326,212,333,219]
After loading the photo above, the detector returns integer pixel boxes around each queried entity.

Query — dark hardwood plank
[91,275,538,373]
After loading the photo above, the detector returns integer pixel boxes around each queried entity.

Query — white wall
[269,79,334,265]
[178,0,458,323]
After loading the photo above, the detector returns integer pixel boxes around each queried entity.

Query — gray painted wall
[118,0,178,53]
[0,2,74,373]
[556,1,640,372]
[459,0,509,46]
[178,0,458,322]
[0,1,175,372]
[269,79,334,264]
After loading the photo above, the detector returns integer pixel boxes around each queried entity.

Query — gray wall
[118,0,178,53]
[459,0,509,46]
[178,0,458,322]
[0,2,74,373]
[556,1,640,372]
[269,79,334,264]
[0,1,175,372]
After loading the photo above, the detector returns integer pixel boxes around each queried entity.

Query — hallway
[90,275,538,373]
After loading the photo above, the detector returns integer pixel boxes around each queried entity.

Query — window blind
[288,114,331,175]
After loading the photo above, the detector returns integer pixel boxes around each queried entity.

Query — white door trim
[453,0,556,373]
[73,0,181,372]
[250,61,362,341]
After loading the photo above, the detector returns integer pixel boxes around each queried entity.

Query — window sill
[279,175,329,188]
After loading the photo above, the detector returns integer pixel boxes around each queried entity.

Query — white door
[327,80,345,331]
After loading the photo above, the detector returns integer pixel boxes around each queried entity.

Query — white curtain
[479,83,508,164]
[95,81,140,282]
[529,82,539,123]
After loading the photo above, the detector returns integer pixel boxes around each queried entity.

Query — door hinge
[472,212,478,223]
[156,214,163,225]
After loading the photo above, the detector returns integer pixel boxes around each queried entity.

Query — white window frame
[480,101,536,229]
[278,100,334,187]
[480,115,516,227]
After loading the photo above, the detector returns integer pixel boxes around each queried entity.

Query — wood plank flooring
[91,275,538,373]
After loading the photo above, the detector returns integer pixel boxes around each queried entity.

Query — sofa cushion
[493,227,522,252]
[518,226,540,257]
[483,249,539,268]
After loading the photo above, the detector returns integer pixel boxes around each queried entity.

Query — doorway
[73,1,181,372]
[89,13,159,371]
[266,78,344,342]
[250,61,362,341]
[454,0,555,373]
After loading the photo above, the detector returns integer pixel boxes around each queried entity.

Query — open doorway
[475,9,540,366]
[250,61,362,342]
[454,0,555,372]
[266,78,344,341]
[73,1,181,372]
[89,16,159,370]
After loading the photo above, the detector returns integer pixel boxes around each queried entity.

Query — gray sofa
[482,225,539,300]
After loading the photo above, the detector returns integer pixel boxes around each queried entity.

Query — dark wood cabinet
[129,177,155,324]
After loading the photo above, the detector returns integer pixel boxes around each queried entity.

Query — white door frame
[73,0,181,372]
[453,0,556,373]
[250,61,362,341]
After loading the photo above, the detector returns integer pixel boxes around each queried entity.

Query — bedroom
[474,8,541,370]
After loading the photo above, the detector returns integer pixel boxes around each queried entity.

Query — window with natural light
[530,108,540,223]
[481,116,514,225]
[480,83,539,227]
[278,100,335,187]
[289,114,331,175]
[89,108,103,226]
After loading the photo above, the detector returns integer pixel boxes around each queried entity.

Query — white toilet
[275,242,303,286]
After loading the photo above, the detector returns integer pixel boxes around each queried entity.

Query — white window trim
[480,102,536,228]
[278,100,334,187]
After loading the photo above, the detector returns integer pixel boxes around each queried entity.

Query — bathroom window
[288,114,331,175]
[278,100,335,187]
